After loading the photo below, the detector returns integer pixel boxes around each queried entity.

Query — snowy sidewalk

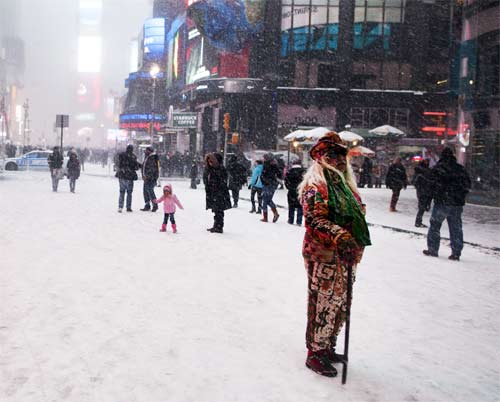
[1,171,499,402]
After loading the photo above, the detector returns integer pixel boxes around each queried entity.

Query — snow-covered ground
[1,168,499,402]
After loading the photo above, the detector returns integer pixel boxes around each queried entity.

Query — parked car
[4,150,67,171]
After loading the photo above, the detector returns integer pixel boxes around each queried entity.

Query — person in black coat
[385,157,407,212]
[423,147,471,261]
[66,151,81,193]
[116,144,140,212]
[413,159,432,227]
[203,152,232,233]
[226,155,248,208]
[285,161,305,225]
[260,153,282,222]
[48,146,64,192]
[140,146,160,212]
[190,159,199,189]
[359,157,373,188]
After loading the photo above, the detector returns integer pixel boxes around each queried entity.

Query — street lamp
[149,64,160,143]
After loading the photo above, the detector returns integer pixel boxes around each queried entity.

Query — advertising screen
[143,18,166,62]
[185,29,218,84]
[187,0,266,52]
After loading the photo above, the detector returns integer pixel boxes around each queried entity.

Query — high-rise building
[0,0,25,144]
[454,0,499,204]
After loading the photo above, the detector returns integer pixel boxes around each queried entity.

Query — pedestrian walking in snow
[48,146,64,192]
[385,157,407,212]
[423,147,471,261]
[140,146,160,212]
[285,161,305,225]
[190,160,199,189]
[260,153,282,222]
[299,131,371,378]
[203,152,232,233]
[66,151,81,193]
[115,144,140,213]
[413,159,432,227]
[153,184,184,233]
[226,155,247,208]
[248,160,263,214]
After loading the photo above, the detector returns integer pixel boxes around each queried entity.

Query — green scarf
[324,169,371,246]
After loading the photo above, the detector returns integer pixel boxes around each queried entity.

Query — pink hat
[163,184,172,192]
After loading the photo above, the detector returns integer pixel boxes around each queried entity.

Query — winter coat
[116,150,140,181]
[227,159,247,190]
[190,163,198,179]
[385,162,407,190]
[261,159,282,188]
[285,165,305,208]
[48,151,64,169]
[203,154,232,212]
[66,157,81,179]
[413,163,432,201]
[430,156,471,206]
[249,164,263,189]
[154,194,184,214]
[142,153,159,182]
[301,170,369,264]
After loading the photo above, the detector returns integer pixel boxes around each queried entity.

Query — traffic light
[231,133,239,145]
[223,113,230,132]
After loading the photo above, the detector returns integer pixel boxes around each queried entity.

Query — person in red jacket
[299,132,371,377]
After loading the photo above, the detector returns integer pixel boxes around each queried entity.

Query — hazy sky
[19,0,152,144]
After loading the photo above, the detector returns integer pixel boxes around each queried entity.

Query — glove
[337,231,359,265]
[248,185,252,189]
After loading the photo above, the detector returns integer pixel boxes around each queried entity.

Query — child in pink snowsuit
[153,184,184,233]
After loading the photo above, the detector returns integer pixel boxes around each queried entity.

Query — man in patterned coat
[299,132,371,377]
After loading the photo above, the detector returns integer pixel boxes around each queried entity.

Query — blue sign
[120,113,166,122]
[143,18,166,61]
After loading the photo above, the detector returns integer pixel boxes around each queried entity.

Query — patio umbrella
[338,130,364,143]
[369,125,405,137]
[348,145,376,157]
[283,126,331,142]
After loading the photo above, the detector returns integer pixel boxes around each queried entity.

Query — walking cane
[333,264,353,384]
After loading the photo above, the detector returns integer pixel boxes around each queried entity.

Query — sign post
[56,114,69,149]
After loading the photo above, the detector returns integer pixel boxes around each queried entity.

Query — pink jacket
[153,194,184,213]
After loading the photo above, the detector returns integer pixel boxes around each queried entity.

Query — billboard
[187,0,266,52]
[78,35,102,72]
[143,18,166,62]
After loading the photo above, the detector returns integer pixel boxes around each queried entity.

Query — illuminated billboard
[187,0,266,52]
[78,35,102,72]
[143,18,166,62]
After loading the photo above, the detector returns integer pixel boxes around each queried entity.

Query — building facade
[455,0,499,204]
[0,0,25,147]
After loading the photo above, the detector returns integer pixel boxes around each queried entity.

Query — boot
[305,350,338,377]
[151,204,158,212]
[140,204,151,211]
[159,224,166,232]
[257,207,262,214]
[271,207,280,223]
[209,227,223,233]
[249,203,256,213]
[172,224,177,233]
[260,211,268,222]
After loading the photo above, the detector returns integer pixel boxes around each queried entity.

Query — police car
[4,150,56,171]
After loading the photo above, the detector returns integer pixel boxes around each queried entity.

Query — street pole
[60,124,63,150]
[151,77,156,145]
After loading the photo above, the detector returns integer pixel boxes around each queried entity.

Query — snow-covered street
[1,169,499,402]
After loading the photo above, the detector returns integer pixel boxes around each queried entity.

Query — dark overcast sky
[19,0,152,143]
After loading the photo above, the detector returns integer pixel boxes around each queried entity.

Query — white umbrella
[369,125,405,137]
[338,130,364,143]
[348,145,375,157]
[283,126,331,142]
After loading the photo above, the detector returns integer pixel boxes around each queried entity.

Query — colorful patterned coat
[301,175,365,265]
